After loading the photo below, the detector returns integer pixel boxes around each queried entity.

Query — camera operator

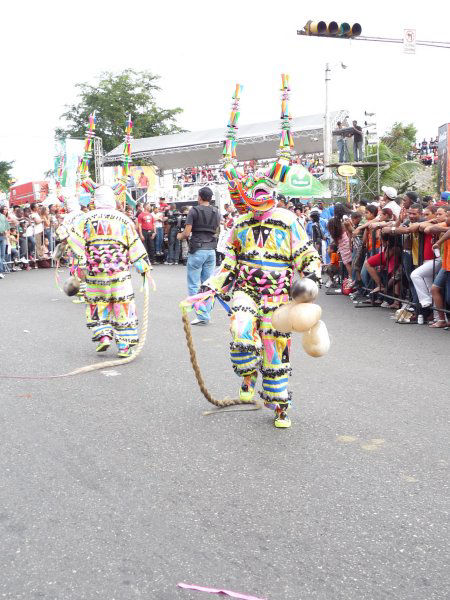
[177,206,190,264]
[165,203,181,265]
[177,187,220,325]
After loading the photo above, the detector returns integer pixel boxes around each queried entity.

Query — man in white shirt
[30,202,44,259]
[380,186,401,218]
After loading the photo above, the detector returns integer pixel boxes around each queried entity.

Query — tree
[0,160,14,192]
[360,122,421,197]
[56,69,184,154]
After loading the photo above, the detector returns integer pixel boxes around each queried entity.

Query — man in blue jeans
[178,187,220,325]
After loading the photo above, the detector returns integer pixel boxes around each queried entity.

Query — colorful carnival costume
[68,186,150,357]
[182,77,322,428]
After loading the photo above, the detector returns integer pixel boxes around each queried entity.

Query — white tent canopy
[104,111,346,171]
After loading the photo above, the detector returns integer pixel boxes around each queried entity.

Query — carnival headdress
[78,112,133,200]
[222,74,294,214]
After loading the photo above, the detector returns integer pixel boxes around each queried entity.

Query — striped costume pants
[229,291,292,410]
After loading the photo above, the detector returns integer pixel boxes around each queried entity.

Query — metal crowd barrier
[323,227,448,323]
[353,229,449,319]
[3,226,58,273]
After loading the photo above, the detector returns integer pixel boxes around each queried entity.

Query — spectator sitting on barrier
[429,212,450,328]
[363,232,402,304]
[7,226,20,270]
[411,207,448,315]
[382,203,424,319]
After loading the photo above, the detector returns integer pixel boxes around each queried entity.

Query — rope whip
[0,276,151,380]
[181,311,261,416]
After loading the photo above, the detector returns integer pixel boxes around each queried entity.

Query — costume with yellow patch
[68,186,150,348]
[204,76,322,417]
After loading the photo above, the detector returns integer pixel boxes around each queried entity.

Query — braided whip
[181,311,261,415]
[0,277,150,380]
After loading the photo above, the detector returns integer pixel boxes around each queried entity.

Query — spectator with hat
[380,186,401,218]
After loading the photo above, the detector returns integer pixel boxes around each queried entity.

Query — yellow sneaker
[274,409,291,429]
[72,296,85,304]
[96,336,111,353]
[239,373,257,403]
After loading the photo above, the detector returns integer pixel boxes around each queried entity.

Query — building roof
[104,111,346,171]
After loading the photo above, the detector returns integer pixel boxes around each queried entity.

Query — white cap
[381,186,397,200]
[93,185,116,209]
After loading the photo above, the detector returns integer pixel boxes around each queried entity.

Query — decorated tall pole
[269,74,294,183]
[113,114,133,208]
[78,111,98,193]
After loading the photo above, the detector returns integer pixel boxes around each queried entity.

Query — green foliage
[56,69,184,154]
[381,121,417,155]
[358,122,421,198]
[0,160,14,192]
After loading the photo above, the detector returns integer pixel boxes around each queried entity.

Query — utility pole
[323,63,331,182]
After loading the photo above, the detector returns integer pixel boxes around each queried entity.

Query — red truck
[9,181,49,206]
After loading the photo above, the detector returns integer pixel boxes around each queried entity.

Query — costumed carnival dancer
[181,76,323,428]
[66,113,151,358]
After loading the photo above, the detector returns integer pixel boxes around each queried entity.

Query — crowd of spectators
[322,188,449,328]
[170,153,325,188]
[1,186,448,330]
[408,137,439,166]
[0,202,65,276]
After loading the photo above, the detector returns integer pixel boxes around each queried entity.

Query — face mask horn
[78,111,99,195]
[269,73,294,185]
[221,84,249,215]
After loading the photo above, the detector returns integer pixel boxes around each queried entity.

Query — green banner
[277,165,329,198]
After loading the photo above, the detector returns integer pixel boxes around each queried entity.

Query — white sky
[1,0,449,182]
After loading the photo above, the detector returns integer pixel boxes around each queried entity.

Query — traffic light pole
[323,63,332,182]
[297,30,450,49]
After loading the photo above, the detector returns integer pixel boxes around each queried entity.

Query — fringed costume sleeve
[290,218,322,281]
[67,216,88,269]
[126,221,151,274]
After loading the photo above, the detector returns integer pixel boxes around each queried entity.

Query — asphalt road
[0,266,448,600]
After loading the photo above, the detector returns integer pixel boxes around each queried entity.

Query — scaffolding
[326,157,390,202]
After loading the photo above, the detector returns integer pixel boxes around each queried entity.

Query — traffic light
[303,20,362,38]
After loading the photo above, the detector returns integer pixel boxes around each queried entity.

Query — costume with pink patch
[199,77,323,426]
[67,114,150,357]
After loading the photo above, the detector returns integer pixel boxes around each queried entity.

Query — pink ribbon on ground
[177,582,267,600]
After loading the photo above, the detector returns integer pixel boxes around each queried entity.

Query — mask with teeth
[222,75,294,215]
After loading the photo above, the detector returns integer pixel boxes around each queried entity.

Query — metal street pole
[324,63,332,182]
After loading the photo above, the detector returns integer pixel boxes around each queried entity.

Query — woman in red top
[365,232,402,299]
